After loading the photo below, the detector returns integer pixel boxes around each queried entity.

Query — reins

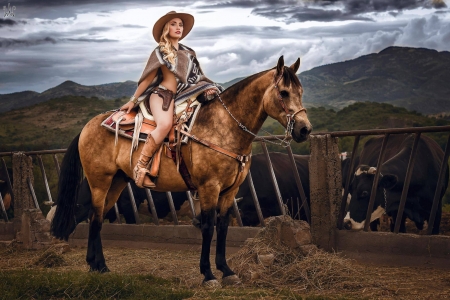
[175,67,306,175]
[216,67,307,148]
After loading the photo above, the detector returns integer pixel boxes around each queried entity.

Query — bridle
[273,67,307,141]
[216,67,307,147]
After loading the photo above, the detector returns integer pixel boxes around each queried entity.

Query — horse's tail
[50,133,82,241]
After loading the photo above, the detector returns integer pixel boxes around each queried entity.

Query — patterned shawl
[136,43,223,106]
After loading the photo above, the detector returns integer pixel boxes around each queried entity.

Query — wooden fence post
[309,134,342,251]
[13,152,54,249]
[12,152,35,233]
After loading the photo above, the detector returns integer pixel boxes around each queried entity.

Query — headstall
[273,67,307,142]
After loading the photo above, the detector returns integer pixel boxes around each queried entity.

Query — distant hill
[1,93,449,153]
[0,95,125,151]
[0,80,136,113]
[299,46,450,114]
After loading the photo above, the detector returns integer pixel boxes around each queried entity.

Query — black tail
[50,133,82,240]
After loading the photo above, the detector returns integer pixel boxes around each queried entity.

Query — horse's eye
[280,90,289,98]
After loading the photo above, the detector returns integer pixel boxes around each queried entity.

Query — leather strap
[179,129,249,172]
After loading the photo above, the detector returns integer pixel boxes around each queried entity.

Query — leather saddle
[101,100,201,181]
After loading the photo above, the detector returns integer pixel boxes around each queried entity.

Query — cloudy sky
[1,0,449,94]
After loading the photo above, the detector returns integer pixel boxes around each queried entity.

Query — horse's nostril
[300,127,309,136]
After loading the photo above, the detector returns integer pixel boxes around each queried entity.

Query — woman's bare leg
[149,93,175,144]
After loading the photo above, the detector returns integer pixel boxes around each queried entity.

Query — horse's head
[263,56,312,142]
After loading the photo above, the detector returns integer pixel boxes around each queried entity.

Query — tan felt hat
[152,11,194,43]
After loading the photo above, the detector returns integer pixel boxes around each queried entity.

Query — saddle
[101,99,202,189]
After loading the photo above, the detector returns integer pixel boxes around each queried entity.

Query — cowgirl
[120,11,222,188]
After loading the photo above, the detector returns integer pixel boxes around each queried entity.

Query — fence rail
[1,125,450,237]
[0,142,309,228]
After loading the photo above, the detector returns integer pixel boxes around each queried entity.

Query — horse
[50,56,312,287]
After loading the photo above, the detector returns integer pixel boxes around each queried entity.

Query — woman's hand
[120,101,135,114]
[205,88,218,96]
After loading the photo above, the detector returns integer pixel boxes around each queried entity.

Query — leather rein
[176,67,306,174]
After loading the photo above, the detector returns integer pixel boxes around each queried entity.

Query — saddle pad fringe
[130,111,144,168]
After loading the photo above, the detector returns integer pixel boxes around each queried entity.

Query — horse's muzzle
[292,122,312,143]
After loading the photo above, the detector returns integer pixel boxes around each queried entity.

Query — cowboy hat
[152,11,194,43]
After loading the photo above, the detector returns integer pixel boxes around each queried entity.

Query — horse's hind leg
[216,192,241,286]
[198,185,221,287]
[86,172,127,272]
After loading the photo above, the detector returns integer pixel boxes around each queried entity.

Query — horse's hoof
[222,274,241,286]
[99,266,110,273]
[202,279,221,289]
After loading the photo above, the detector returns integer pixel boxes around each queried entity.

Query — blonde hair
[159,22,177,65]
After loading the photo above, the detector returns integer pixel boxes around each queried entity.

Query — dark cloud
[0,36,56,48]
[11,0,198,19]
[199,0,447,22]
[0,18,27,27]
[66,38,118,42]
[252,6,372,22]
[189,21,405,40]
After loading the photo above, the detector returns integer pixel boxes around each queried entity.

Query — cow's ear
[379,174,397,190]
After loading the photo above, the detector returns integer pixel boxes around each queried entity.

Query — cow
[234,152,310,226]
[46,177,194,224]
[343,134,449,234]
[0,167,13,218]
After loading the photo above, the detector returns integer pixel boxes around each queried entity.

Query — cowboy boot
[134,134,161,188]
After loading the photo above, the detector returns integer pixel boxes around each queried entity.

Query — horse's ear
[290,58,300,73]
[276,55,284,76]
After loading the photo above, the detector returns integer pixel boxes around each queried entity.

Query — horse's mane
[221,66,302,99]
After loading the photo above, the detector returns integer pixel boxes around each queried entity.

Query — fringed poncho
[136,43,223,106]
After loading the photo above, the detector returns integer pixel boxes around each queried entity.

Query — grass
[1,245,449,300]
[0,270,193,300]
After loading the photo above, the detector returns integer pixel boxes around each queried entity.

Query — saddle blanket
[101,99,202,144]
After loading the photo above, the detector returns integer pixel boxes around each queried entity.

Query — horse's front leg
[216,192,241,285]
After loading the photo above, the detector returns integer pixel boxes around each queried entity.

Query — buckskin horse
[51,56,312,287]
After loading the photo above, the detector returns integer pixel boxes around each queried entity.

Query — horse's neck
[193,73,270,154]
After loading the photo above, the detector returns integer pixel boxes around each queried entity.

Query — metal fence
[1,125,449,236]
[328,125,450,235]
[0,140,310,228]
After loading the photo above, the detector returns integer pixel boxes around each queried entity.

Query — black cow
[0,167,13,219]
[343,134,449,234]
[47,178,190,224]
[235,152,310,226]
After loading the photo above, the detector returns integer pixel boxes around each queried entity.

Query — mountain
[0,80,136,113]
[299,46,450,114]
[2,46,449,115]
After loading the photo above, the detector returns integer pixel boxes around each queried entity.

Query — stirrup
[134,163,156,188]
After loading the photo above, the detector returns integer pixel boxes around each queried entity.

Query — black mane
[221,66,301,99]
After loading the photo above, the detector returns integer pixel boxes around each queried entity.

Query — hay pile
[33,249,67,268]
[228,215,379,293]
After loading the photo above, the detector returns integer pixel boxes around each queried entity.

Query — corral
[1,127,450,299]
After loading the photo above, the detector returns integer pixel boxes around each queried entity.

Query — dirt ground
[1,244,449,300]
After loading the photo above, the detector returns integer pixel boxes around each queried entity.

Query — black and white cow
[235,152,310,226]
[343,134,449,234]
